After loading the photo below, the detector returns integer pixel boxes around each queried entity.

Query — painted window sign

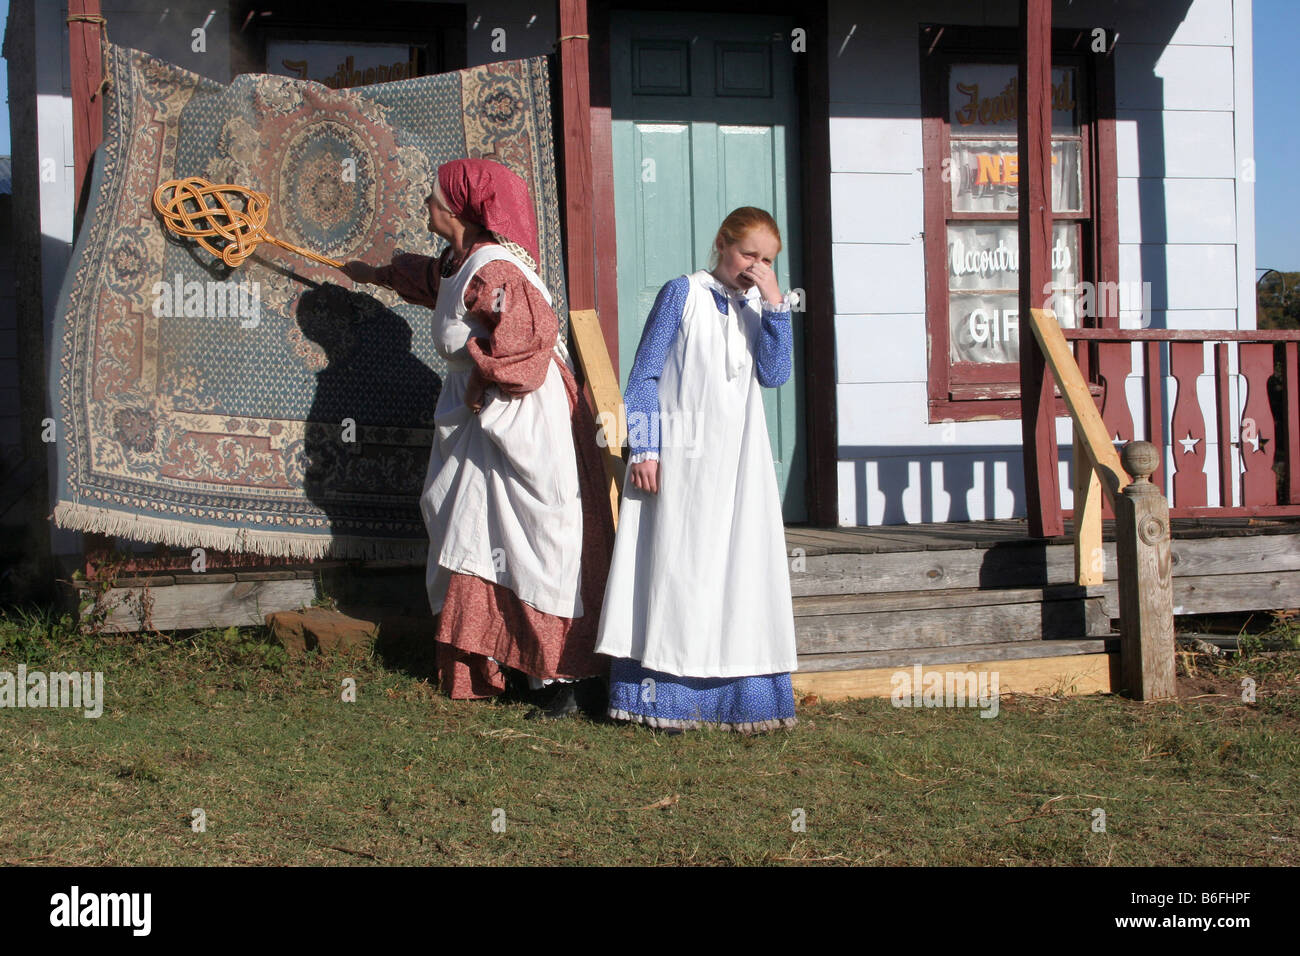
[948,64,1078,134]
[944,62,1087,365]
[949,222,1080,364]
[949,139,1081,213]
[266,41,419,88]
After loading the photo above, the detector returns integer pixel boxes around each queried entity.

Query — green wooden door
[610,11,806,521]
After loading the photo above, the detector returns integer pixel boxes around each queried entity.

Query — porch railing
[1065,328,1300,517]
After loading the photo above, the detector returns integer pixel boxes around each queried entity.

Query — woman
[342,159,612,714]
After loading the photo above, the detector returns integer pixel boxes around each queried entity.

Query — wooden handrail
[1027,310,1131,506]
[1065,328,1300,342]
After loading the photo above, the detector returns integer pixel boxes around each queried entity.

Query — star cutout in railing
[1178,432,1200,454]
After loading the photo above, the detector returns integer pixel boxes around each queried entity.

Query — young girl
[342,159,612,715]
[594,207,798,732]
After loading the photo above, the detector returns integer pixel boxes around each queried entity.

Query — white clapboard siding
[1115,111,1238,179]
[831,242,926,316]
[1118,177,1237,245]
[835,313,928,384]
[1112,0,1235,45]
[829,116,923,174]
[1116,44,1235,112]
[1118,243,1239,311]
[830,173,922,244]
[836,383,1077,449]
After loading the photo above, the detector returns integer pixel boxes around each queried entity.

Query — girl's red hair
[708,207,782,267]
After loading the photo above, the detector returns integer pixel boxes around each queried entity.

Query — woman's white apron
[421,243,584,618]
[594,270,797,677]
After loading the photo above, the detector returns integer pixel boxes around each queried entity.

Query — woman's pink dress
[376,240,613,698]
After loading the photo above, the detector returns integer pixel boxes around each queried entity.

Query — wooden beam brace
[1028,309,1130,505]
[568,309,625,526]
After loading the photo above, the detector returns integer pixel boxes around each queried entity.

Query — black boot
[524,682,581,720]
[573,676,610,720]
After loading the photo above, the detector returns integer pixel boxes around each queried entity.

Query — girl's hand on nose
[743,262,783,306]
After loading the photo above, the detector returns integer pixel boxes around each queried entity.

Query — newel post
[1114,441,1176,700]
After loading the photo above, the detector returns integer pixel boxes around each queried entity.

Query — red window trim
[920,24,1119,423]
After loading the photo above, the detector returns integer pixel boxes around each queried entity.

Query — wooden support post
[556,3,626,530]
[1287,342,1300,505]
[1073,431,1103,585]
[1114,440,1176,700]
[1018,0,1063,538]
[556,0,595,311]
[68,0,105,206]
[68,0,119,573]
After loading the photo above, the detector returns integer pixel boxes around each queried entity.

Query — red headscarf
[436,158,540,270]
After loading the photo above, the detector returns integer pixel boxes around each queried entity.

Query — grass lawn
[1,606,1297,866]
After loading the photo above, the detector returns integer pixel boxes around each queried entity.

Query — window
[921,27,1118,421]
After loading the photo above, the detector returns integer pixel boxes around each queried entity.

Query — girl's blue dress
[608,658,797,732]
[601,273,798,733]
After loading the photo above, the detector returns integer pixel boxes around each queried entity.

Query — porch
[59,514,1300,700]
[786,515,1300,699]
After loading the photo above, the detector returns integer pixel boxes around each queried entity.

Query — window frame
[920,25,1119,422]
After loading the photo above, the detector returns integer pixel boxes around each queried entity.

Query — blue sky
[1251,0,1298,271]
[0,0,1295,268]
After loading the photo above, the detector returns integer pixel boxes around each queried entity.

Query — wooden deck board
[793,583,1092,616]
[796,638,1117,672]
[1092,570,1300,618]
[793,647,1117,699]
[786,517,1300,556]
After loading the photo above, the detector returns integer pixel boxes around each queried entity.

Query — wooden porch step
[1089,570,1300,618]
[792,640,1119,700]
[789,530,1300,599]
[796,637,1116,672]
[793,584,1111,654]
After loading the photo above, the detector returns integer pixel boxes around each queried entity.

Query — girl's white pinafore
[594,270,797,677]
[421,243,584,618]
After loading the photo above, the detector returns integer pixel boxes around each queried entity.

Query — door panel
[610,10,806,520]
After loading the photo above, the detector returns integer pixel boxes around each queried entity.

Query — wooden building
[3,0,1297,698]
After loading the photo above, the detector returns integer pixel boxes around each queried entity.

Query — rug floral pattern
[51,44,568,559]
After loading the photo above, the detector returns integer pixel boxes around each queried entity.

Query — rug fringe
[52,501,427,562]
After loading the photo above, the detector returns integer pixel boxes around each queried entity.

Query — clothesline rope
[553,33,590,49]
[66,13,112,100]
